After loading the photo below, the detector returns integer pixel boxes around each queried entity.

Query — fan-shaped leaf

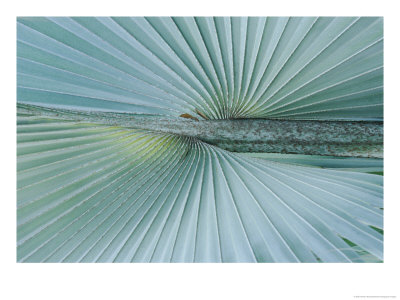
[17,17,384,263]
[17,17,383,120]
[17,111,383,262]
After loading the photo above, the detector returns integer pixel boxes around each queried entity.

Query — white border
[2,1,399,299]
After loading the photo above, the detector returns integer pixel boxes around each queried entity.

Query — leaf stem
[18,103,383,158]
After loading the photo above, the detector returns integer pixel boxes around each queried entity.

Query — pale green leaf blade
[17,112,382,262]
[17,17,383,121]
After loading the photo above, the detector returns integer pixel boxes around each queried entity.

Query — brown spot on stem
[180,113,199,121]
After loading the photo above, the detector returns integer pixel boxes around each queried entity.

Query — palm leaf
[17,17,383,262]
[17,17,383,120]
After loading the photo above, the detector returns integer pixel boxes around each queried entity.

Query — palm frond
[17,17,383,120]
[17,17,384,262]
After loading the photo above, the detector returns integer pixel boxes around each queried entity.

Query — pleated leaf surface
[17,17,383,120]
[17,17,384,262]
[17,111,383,262]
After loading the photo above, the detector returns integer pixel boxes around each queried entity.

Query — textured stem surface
[18,104,383,158]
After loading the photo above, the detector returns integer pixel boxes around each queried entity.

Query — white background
[1,1,399,299]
